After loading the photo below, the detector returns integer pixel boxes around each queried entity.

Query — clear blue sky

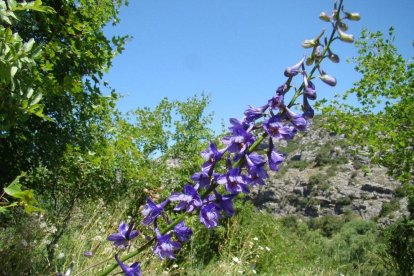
[104,0,413,133]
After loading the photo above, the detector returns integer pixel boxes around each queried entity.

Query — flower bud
[303,73,317,100]
[301,29,325,49]
[339,22,348,32]
[306,57,314,66]
[302,39,317,49]
[345,12,361,21]
[332,10,339,20]
[284,55,306,77]
[328,53,340,63]
[314,45,324,58]
[319,12,331,22]
[319,73,337,87]
[337,29,354,43]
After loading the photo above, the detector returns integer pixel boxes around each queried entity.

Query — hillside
[250,117,407,226]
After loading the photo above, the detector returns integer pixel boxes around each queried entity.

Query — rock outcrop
[249,118,406,223]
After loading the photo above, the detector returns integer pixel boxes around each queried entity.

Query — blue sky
[104,0,413,133]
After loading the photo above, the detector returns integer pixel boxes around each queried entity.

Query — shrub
[379,199,400,217]
[384,218,414,275]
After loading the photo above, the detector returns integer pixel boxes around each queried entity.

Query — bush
[379,199,400,218]
[307,215,346,237]
[384,218,414,275]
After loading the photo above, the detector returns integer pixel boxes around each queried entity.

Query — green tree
[321,28,414,274]
[321,28,413,184]
[0,0,129,187]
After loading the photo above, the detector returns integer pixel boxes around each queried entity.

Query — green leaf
[10,65,17,78]
[24,38,35,52]
[0,206,8,214]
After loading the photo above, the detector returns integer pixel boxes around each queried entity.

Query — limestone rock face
[249,118,406,223]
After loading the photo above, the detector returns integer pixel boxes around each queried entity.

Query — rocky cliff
[250,117,407,225]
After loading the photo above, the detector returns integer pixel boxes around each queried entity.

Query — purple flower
[200,202,222,229]
[107,221,139,250]
[263,115,296,140]
[83,251,93,257]
[115,254,141,276]
[303,73,317,100]
[285,107,308,131]
[169,184,202,213]
[201,142,223,172]
[174,221,193,242]
[191,171,211,189]
[243,104,269,123]
[153,228,181,259]
[267,138,285,171]
[141,198,169,226]
[268,94,284,110]
[222,128,255,155]
[284,55,306,77]
[217,168,249,194]
[245,153,268,186]
[228,118,252,134]
[303,95,314,119]
[214,191,237,217]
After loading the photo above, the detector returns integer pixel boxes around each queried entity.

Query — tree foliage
[321,28,414,184]
[0,0,129,187]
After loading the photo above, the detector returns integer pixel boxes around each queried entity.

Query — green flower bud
[339,22,348,32]
[337,29,354,43]
[302,39,317,49]
[306,57,314,66]
[328,53,340,63]
[345,12,361,21]
[301,29,325,49]
[319,12,331,22]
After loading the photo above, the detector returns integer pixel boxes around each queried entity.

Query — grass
[1,199,395,276]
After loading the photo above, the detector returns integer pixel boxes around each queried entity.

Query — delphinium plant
[72,0,360,275]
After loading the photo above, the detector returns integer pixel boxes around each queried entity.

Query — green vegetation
[322,28,414,184]
[1,1,413,275]
[2,200,395,275]
[322,28,414,275]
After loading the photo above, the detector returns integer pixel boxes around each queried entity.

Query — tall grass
[1,199,394,275]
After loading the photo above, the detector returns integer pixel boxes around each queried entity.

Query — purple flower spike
[267,138,285,171]
[303,73,317,100]
[263,115,296,140]
[217,168,249,194]
[243,104,269,123]
[169,184,202,213]
[141,198,169,226]
[115,254,141,276]
[201,142,223,172]
[285,107,308,131]
[200,202,222,229]
[174,221,193,242]
[107,221,139,250]
[153,228,181,259]
[284,55,306,77]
